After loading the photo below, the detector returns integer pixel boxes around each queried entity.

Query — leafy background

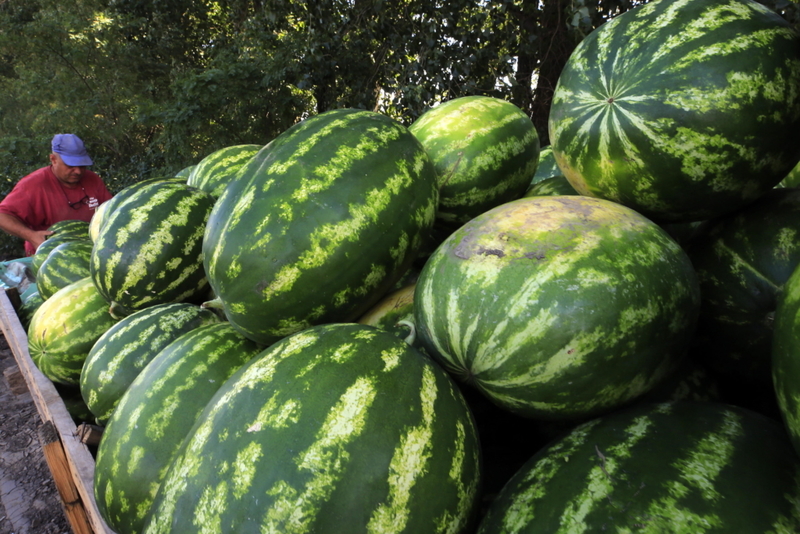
[0,0,796,258]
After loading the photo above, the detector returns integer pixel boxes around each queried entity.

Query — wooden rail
[0,289,115,534]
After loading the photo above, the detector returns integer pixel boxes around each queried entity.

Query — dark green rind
[91,181,215,317]
[36,240,93,300]
[203,109,439,345]
[410,95,540,227]
[141,323,482,534]
[414,195,701,420]
[186,144,261,198]
[94,323,262,534]
[772,262,800,457]
[686,188,800,395]
[27,277,118,386]
[80,302,222,425]
[32,234,89,275]
[526,147,563,188]
[522,176,578,198]
[477,401,800,533]
[47,219,90,239]
[549,0,800,223]
[89,177,186,242]
[17,287,43,329]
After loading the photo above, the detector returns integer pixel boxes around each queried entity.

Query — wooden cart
[0,288,115,534]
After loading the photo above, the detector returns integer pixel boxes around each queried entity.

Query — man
[0,134,112,255]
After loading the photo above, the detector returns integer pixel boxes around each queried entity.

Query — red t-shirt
[0,166,113,255]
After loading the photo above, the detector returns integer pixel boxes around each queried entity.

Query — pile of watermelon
[17,0,800,531]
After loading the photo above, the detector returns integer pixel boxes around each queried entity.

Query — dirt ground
[0,335,72,534]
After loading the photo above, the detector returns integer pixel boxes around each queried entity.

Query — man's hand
[30,230,53,252]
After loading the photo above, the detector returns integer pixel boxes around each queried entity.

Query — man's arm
[0,212,51,252]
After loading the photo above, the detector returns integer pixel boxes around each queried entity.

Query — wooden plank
[0,289,116,534]
[39,420,93,534]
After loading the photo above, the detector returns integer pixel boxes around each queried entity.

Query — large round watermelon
[91,180,215,318]
[94,322,263,534]
[548,0,800,223]
[409,95,540,228]
[140,323,481,533]
[27,277,118,385]
[477,401,800,533]
[203,108,439,345]
[414,195,701,420]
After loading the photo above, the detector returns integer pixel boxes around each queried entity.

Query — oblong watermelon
[36,240,93,300]
[203,109,439,345]
[27,277,118,385]
[409,95,540,227]
[414,195,701,420]
[91,180,215,318]
[94,322,263,534]
[80,302,222,425]
[549,0,800,223]
[186,144,261,198]
[140,323,482,533]
[686,187,800,412]
[477,401,800,533]
[772,261,800,458]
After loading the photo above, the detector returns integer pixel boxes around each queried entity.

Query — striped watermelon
[88,177,185,242]
[94,322,263,534]
[140,323,482,533]
[16,286,43,329]
[549,0,800,223]
[414,195,701,420]
[32,233,89,274]
[409,95,540,227]
[91,180,215,318]
[47,219,90,238]
[522,176,578,197]
[771,262,800,457]
[358,282,418,345]
[686,188,800,412]
[80,302,222,425]
[27,277,118,385]
[477,401,800,533]
[203,109,439,345]
[36,239,93,300]
[186,144,261,198]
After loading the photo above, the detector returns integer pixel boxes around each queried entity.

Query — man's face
[50,153,85,187]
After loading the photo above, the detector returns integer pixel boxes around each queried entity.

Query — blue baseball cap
[51,134,93,167]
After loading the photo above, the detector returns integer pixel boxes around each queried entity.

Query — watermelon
[27,277,118,385]
[35,239,93,300]
[203,108,439,345]
[94,322,263,534]
[80,302,222,425]
[140,323,482,533]
[186,144,261,198]
[88,177,185,242]
[357,282,417,344]
[522,175,578,197]
[549,0,800,223]
[174,165,196,179]
[477,401,800,533]
[47,219,90,239]
[409,95,540,227]
[414,195,701,420]
[771,261,800,457]
[16,286,43,329]
[685,188,800,412]
[91,180,215,318]
[32,233,89,275]
[525,147,563,188]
